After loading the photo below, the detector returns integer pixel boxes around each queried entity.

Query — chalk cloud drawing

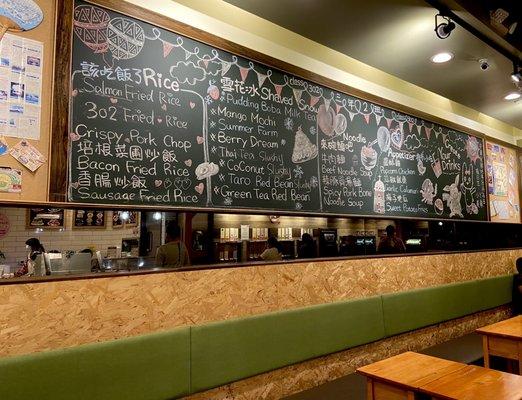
[404,133,421,151]
[170,61,206,85]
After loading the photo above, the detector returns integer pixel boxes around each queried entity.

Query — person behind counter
[260,236,282,261]
[155,222,190,268]
[15,238,47,277]
[377,225,406,254]
[298,233,316,259]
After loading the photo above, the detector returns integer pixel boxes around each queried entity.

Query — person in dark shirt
[377,225,406,254]
[513,258,522,315]
[298,233,316,259]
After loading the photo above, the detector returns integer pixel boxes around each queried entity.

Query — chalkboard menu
[68,0,487,220]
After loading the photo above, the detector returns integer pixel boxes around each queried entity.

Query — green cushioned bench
[382,275,513,336]
[0,274,514,400]
[190,295,386,393]
[0,327,191,400]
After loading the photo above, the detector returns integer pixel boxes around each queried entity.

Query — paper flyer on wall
[0,33,43,140]
[9,140,46,172]
[0,167,22,193]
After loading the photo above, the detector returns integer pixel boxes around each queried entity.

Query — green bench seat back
[0,327,190,400]
[190,295,385,393]
[382,275,513,337]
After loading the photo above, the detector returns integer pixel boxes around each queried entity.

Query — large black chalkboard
[68,0,487,220]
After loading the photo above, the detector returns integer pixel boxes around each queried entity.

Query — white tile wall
[0,208,139,264]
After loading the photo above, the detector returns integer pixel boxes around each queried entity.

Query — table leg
[366,378,374,400]
[518,342,522,375]
[482,335,490,368]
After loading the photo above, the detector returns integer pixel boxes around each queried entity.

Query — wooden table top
[356,351,467,389]
[476,315,522,340]
[420,364,522,400]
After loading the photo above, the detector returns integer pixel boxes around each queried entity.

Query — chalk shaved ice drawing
[195,162,219,180]
[292,125,318,163]
[107,18,145,60]
[442,175,463,218]
[376,126,390,152]
[73,5,110,53]
[317,104,336,136]
[361,145,377,170]
[0,0,43,40]
[420,179,437,205]
[334,113,347,135]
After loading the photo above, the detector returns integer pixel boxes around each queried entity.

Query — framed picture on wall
[111,211,125,228]
[126,211,139,227]
[73,209,106,229]
[26,208,65,229]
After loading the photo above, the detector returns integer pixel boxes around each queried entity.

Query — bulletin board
[485,141,520,223]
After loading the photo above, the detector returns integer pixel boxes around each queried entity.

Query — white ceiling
[224,0,522,129]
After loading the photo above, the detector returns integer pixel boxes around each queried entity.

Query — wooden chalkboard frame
[51,0,521,222]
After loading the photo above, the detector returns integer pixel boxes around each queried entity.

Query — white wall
[0,208,139,264]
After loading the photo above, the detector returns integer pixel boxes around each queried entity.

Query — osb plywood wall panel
[0,0,55,202]
[0,249,519,358]
[185,306,512,400]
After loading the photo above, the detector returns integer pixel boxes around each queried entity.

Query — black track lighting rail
[425,0,521,65]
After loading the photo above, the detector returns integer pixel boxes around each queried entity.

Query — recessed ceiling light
[504,92,521,101]
[431,52,453,63]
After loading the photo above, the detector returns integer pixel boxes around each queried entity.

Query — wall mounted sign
[67,0,487,221]
[73,208,106,228]
[486,141,520,223]
[26,207,64,229]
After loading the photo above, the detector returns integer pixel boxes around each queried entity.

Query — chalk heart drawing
[196,136,204,145]
[195,183,204,194]
[69,132,80,141]
[173,178,190,190]
[71,182,79,189]
[164,178,173,189]
[71,89,78,97]
[157,117,162,123]
[189,101,196,109]
[391,128,404,149]
[184,159,192,167]
[161,104,167,111]
[124,138,130,143]
[154,179,162,187]
[110,97,118,104]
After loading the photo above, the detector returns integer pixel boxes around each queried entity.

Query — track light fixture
[435,13,456,39]
[511,62,521,83]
